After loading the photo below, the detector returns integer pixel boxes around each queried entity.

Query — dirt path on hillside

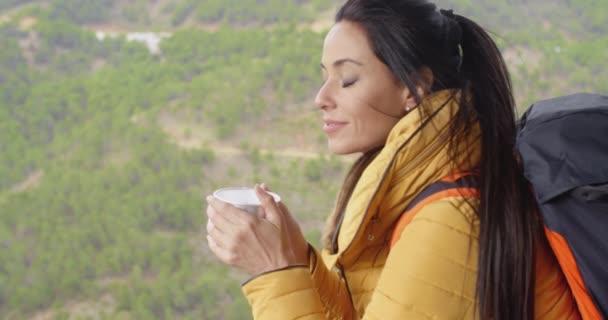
[155,109,355,162]
[208,144,338,160]
[0,1,48,24]
[184,142,357,163]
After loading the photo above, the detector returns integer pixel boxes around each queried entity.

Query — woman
[205,0,581,319]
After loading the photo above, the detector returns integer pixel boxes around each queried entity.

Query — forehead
[322,21,375,64]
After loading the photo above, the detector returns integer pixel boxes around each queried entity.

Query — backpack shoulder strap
[389,174,479,249]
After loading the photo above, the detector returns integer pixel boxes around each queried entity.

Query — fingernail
[206,196,213,202]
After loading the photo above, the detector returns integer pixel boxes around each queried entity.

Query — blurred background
[0,0,606,319]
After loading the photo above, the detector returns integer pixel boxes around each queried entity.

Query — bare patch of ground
[18,31,41,68]
[102,145,132,167]
[503,46,543,70]
[30,294,116,320]
[0,2,48,26]
[29,309,54,320]
[156,108,343,160]
[305,8,335,32]
[11,170,43,193]
[19,16,37,30]
[83,23,129,33]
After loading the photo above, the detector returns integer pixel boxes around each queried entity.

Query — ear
[402,66,434,112]
[401,86,419,112]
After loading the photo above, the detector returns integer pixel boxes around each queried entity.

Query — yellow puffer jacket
[242,90,580,319]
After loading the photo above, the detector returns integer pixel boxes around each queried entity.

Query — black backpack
[516,93,608,319]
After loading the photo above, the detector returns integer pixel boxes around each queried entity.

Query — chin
[328,139,384,156]
[327,141,361,155]
[330,149,356,156]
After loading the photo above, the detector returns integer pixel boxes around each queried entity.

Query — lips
[323,119,348,134]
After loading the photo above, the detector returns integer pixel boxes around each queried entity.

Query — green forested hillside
[0,0,606,319]
[1,0,333,28]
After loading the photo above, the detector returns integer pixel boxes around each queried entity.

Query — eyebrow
[320,58,363,69]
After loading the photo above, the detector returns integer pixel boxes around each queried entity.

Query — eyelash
[342,79,357,88]
[320,78,358,88]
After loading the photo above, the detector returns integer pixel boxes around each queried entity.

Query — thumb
[278,202,304,238]
[254,184,282,227]
[260,182,271,192]
[256,206,266,219]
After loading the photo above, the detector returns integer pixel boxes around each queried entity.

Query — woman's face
[316,20,413,155]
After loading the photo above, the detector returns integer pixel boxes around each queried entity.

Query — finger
[207,219,229,242]
[207,222,228,247]
[207,235,236,265]
[206,197,241,225]
[207,196,256,226]
[254,184,282,227]
[206,219,216,233]
[207,213,250,250]
[207,208,230,232]
[206,204,235,232]
[258,184,275,220]
[206,196,237,219]
[207,214,255,252]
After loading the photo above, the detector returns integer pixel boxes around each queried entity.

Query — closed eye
[342,79,358,88]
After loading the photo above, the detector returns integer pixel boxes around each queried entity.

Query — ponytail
[452,14,538,320]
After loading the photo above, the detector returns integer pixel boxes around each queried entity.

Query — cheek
[350,77,404,118]
[349,102,399,147]
[333,82,402,149]
[370,84,405,117]
[345,85,401,127]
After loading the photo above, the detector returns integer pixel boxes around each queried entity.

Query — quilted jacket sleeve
[242,246,354,319]
[242,198,479,320]
[241,266,327,319]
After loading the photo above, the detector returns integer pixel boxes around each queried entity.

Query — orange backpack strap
[389,174,479,249]
[544,227,603,320]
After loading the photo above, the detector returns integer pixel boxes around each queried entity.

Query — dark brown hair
[323,1,539,319]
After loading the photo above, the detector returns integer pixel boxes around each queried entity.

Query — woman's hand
[206,184,310,276]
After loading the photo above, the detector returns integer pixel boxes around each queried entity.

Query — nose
[314,82,336,111]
